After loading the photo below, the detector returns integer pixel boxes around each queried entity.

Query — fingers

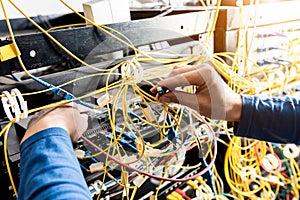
[166,65,195,78]
[72,108,89,141]
[62,102,89,139]
[159,91,200,111]
[150,64,211,95]
[150,70,199,94]
[150,65,193,94]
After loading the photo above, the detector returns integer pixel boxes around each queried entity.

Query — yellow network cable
[2,0,300,199]
[2,121,17,196]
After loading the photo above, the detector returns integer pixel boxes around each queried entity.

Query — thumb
[72,113,89,141]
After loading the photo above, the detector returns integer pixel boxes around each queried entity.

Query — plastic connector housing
[89,162,104,173]
[75,149,85,159]
[133,175,148,187]
[145,146,161,157]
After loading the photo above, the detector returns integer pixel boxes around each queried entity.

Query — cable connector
[240,166,256,181]
[195,185,213,199]
[141,105,156,122]
[187,180,198,190]
[89,162,104,173]
[96,93,112,108]
[89,180,106,197]
[166,192,182,200]
[121,155,137,164]
[31,75,94,109]
[145,146,161,157]
[157,86,167,96]
[74,149,85,159]
[170,191,184,200]
[122,183,130,197]
[133,175,148,188]
[121,171,129,197]
[30,75,75,100]
[175,188,191,200]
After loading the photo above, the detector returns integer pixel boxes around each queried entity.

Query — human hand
[21,102,89,144]
[150,63,242,121]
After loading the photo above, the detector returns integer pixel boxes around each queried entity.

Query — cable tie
[262,154,280,171]
[1,89,28,122]
[241,166,256,181]
[2,91,15,121]
[283,144,299,159]
[11,89,28,119]
[120,60,143,83]
[132,60,143,83]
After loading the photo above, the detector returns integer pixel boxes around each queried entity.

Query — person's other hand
[150,63,242,121]
[21,102,89,144]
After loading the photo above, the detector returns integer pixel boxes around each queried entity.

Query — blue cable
[80,164,88,171]
[89,179,116,194]
[115,130,136,143]
[85,152,99,163]
[106,134,138,153]
[128,124,137,133]
[257,57,291,66]
[30,75,94,109]
[257,32,286,38]
[202,157,216,194]
[166,114,176,141]
[128,110,141,119]
[11,74,22,82]
[257,47,282,53]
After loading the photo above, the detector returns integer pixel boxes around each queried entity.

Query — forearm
[18,128,91,200]
[235,95,300,144]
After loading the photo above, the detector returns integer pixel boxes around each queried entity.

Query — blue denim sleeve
[18,127,91,200]
[235,95,300,144]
